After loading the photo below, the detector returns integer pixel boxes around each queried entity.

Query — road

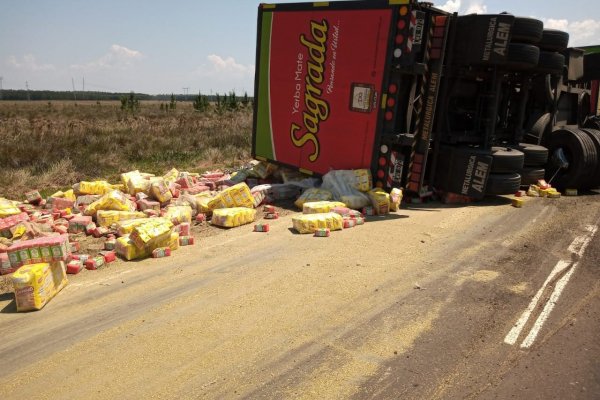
[0,193,599,399]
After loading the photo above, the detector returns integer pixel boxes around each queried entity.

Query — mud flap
[434,146,493,199]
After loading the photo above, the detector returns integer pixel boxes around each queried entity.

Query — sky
[1,0,599,95]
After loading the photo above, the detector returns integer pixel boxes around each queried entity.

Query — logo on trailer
[289,19,330,163]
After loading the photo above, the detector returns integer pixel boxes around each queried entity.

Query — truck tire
[544,128,598,189]
[519,167,545,185]
[511,143,548,166]
[505,43,540,69]
[491,147,525,173]
[511,17,544,44]
[486,173,522,195]
[583,116,600,130]
[538,29,569,52]
[580,129,600,188]
[535,51,565,75]
[524,112,552,144]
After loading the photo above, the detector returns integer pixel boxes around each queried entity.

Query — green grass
[0,100,253,199]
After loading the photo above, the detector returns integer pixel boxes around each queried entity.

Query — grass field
[0,100,253,199]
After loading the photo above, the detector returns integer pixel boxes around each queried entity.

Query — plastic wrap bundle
[150,179,173,203]
[116,231,179,261]
[389,188,403,211]
[130,218,174,250]
[0,198,21,218]
[11,261,68,312]
[164,205,193,225]
[211,207,257,228]
[73,180,113,196]
[207,183,254,210]
[116,218,163,236]
[96,210,147,227]
[302,201,347,214]
[321,170,371,209]
[292,212,343,234]
[84,190,136,216]
[294,188,333,209]
[368,188,390,215]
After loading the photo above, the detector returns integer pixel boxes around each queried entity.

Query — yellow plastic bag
[302,201,347,214]
[130,218,174,250]
[121,170,151,195]
[389,188,403,212]
[116,218,159,236]
[368,188,390,215]
[0,198,21,218]
[294,188,333,209]
[150,179,173,203]
[351,169,373,192]
[211,207,256,228]
[163,168,179,184]
[164,205,192,225]
[292,212,343,234]
[207,183,254,210]
[11,261,68,312]
[75,181,113,195]
[248,161,278,179]
[85,190,136,216]
[96,210,147,227]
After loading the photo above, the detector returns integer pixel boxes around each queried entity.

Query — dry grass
[0,101,253,199]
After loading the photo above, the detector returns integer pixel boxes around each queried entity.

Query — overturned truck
[252,0,600,199]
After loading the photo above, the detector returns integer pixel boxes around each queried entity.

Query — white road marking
[503,260,571,345]
[520,263,578,348]
[504,224,598,347]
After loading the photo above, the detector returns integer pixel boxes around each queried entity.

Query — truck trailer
[252,0,600,199]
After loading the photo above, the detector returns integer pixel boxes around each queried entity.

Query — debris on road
[11,261,68,311]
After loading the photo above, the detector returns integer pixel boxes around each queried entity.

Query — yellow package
[0,198,21,218]
[302,201,346,214]
[150,179,173,204]
[116,217,162,236]
[196,194,213,214]
[163,168,180,184]
[11,261,68,312]
[130,218,174,249]
[368,188,390,215]
[76,180,113,195]
[352,169,373,192]
[63,189,76,201]
[211,207,257,228]
[120,170,150,195]
[116,235,148,260]
[50,190,64,198]
[169,231,180,251]
[389,188,403,212]
[248,161,278,179]
[164,205,193,225]
[292,212,343,234]
[294,188,333,209]
[96,210,147,227]
[85,190,136,216]
[207,183,254,210]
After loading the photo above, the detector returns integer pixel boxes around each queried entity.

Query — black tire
[524,112,552,144]
[538,29,569,52]
[491,147,525,173]
[505,43,540,70]
[543,128,598,189]
[579,129,600,188]
[519,167,545,185]
[535,51,565,75]
[511,17,544,44]
[511,143,549,166]
[486,173,522,195]
[583,116,600,130]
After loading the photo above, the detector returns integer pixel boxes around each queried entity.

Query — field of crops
[0,100,253,199]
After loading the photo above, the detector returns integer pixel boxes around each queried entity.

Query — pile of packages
[0,162,407,310]
[512,179,564,207]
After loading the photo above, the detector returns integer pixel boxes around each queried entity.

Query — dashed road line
[504,224,598,347]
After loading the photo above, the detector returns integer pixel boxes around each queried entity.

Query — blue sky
[1,0,599,94]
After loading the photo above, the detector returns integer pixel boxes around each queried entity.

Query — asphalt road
[0,193,598,399]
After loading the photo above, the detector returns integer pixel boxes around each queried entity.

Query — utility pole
[82,77,85,93]
[182,87,189,100]
[25,81,31,101]
[71,77,77,101]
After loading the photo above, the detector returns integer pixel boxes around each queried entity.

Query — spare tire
[519,167,545,185]
[579,129,600,188]
[538,29,569,52]
[511,17,544,44]
[511,143,549,166]
[505,43,540,70]
[535,51,565,75]
[524,112,553,144]
[491,147,525,173]
[486,173,522,195]
[544,128,598,189]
